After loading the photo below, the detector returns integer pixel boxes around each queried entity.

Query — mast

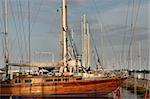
[130,45,133,69]
[62,0,68,67]
[4,0,9,77]
[59,4,63,59]
[71,29,74,56]
[138,41,142,70]
[82,15,90,68]
[86,23,90,68]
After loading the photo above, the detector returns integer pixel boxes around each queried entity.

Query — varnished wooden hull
[0,77,126,96]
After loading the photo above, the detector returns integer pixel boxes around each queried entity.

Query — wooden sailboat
[1,76,126,96]
[0,0,127,96]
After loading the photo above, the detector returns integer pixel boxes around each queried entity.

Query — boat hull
[0,77,126,96]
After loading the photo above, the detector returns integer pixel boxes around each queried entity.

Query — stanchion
[113,87,121,99]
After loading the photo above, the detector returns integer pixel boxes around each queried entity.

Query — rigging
[92,0,117,66]
[127,0,142,69]
[121,0,130,67]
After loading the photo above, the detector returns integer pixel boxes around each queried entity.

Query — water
[0,88,145,99]
[121,88,144,99]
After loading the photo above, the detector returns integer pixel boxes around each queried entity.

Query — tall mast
[82,15,90,68]
[62,0,68,67]
[4,0,9,77]
[86,23,90,68]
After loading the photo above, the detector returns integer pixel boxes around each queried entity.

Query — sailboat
[0,0,127,97]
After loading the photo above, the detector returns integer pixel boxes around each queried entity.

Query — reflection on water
[121,88,143,99]
[0,88,145,99]
[1,94,114,99]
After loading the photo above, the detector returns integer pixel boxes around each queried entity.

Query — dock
[122,77,150,94]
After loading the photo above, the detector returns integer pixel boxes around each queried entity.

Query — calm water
[121,88,144,99]
[0,88,145,99]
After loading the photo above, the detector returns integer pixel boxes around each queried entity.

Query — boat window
[63,78,68,81]
[15,79,21,83]
[76,77,82,80]
[54,78,61,81]
[46,79,53,82]
[25,80,32,83]
[43,72,47,74]
[58,78,61,81]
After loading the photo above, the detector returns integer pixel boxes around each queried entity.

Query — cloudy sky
[0,0,149,69]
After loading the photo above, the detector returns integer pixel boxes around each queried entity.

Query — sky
[0,0,149,70]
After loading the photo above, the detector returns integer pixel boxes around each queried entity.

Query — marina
[0,0,149,98]
[0,0,127,98]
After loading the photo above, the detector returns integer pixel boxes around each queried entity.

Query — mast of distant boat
[82,15,90,69]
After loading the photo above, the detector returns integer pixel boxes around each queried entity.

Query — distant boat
[0,0,127,97]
